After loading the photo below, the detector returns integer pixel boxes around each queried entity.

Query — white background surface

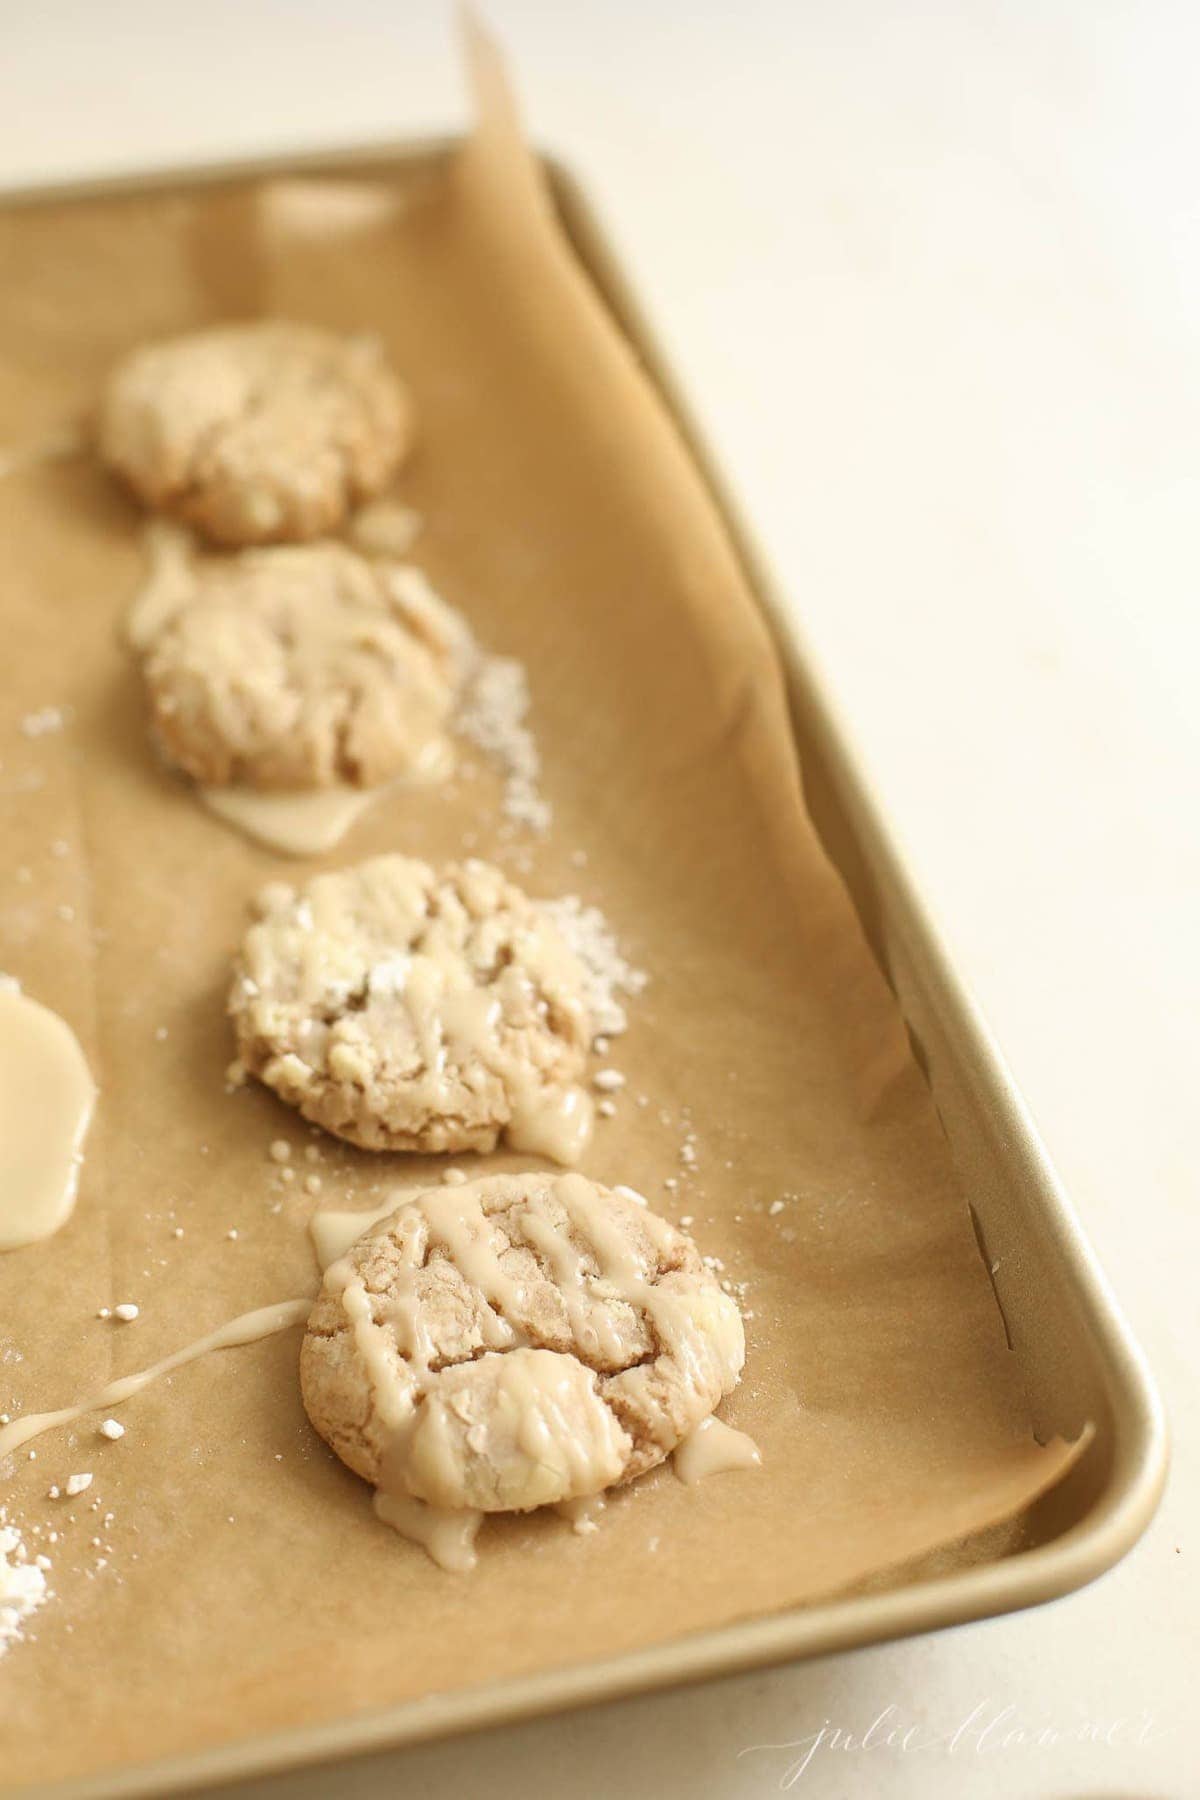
[4,4,1196,1796]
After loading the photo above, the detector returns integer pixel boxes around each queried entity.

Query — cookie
[99,321,412,545]
[301,1172,746,1512]
[230,857,594,1158]
[142,543,459,789]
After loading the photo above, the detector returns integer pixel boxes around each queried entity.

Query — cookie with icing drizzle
[230,856,595,1161]
[300,1172,746,1513]
[142,544,460,789]
[99,320,411,545]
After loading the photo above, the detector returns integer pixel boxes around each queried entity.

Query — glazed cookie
[301,1172,746,1512]
[99,321,412,545]
[142,544,460,789]
[230,857,594,1159]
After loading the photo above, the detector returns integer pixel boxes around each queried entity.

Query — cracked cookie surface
[143,543,458,789]
[230,856,594,1157]
[301,1172,747,1512]
[99,320,412,545]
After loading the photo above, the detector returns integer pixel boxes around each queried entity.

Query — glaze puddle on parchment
[373,1490,482,1572]
[554,1491,607,1534]
[198,737,456,857]
[672,1414,762,1484]
[506,1082,594,1166]
[200,783,380,857]
[309,1192,425,1271]
[0,987,96,1253]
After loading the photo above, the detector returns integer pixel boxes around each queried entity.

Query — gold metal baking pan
[0,126,1166,1800]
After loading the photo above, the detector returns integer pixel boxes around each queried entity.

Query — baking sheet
[0,24,1081,1790]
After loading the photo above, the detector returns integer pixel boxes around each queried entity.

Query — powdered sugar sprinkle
[20,705,71,739]
[0,1517,49,1658]
[456,655,550,834]
[539,896,647,1039]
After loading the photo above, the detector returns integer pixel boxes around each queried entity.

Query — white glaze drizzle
[0,1299,310,1460]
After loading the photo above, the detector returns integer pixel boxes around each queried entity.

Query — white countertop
[5,4,1195,1795]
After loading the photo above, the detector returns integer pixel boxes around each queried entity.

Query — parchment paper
[0,24,1081,1789]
